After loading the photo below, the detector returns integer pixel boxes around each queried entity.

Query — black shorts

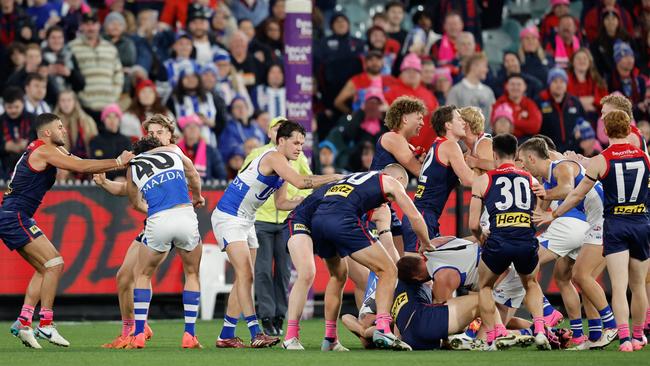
[399,304,449,350]
[481,238,539,275]
[603,216,650,261]
[0,211,44,250]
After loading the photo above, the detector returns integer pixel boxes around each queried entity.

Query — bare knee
[116,265,133,287]
[378,261,397,279]
[236,266,254,285]
[298,264,316,285]
[43,256,64,275]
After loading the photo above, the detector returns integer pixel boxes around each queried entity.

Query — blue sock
[542,296,554,317]
[570,319,583,338]
[134,288,152,336]
[364,272,377,299]
[519,328,532,336]
[598,306,616,329]
[588,319,602,342]
[245,314,261,338]
[182,290,200,336]
[219,315,238,339]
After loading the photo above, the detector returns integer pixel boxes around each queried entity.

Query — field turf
[1,319,647,366]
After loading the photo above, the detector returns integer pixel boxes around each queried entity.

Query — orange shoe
[126,333,146,349]
[182,332,203,349]
[144,323,154,340]
[101,335,130,349]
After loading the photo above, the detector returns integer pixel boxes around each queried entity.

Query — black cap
[187,3,212,22]
[366,50,383,60]
[329,12,349,28]
[506,73,526,83]
[82,11,98,23]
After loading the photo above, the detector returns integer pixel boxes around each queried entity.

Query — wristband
[551,210,558,219]
[115,157,122,167]
[377,229,391,236]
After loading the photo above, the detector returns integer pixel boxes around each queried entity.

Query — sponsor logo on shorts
[613,203,646,215]
[495,212,531,227]
[415,185,425,198]
[391,292,408,319]
[29,225,40,235]
[293,223,310,233]
[324,184,354,197]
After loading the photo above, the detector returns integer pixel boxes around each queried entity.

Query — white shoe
[447,333,474,350]
[514,333,535,348]
[471,340,497,351]
[16,325,42,349]
[535,333,551,350]
[282,337,305,350]
[589,328,617,349]
[36,324,70,347]
[321,339,349,352]
[372,330,412,351]
[495,334,518,349]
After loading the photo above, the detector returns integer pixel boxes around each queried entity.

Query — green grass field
[1,319,647,366]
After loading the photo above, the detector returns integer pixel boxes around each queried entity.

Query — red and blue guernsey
[0,140,56,250]
[402,137,458,252]
[599,143,650,260]
[369,135,399,171]
[311,171,387,258]
[481,163,539,275]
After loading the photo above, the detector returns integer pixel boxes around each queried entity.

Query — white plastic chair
[199,243,233,320]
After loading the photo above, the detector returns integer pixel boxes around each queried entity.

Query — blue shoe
[10,320,21,337]
[372,330,412,351]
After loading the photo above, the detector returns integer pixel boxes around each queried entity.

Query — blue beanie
[547,67,568,86]
[613,40,634,64]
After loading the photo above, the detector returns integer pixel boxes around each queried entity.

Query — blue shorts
[286,210,311,237]
[312,212,376,258]
[603,216,650,261]
[0,210,44,250]
[398,303,449,350]
[481,238,539,275]
[402,210,440,253]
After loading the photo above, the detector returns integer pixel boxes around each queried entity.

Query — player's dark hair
[431,105,457,136]
[275,120,306,144]
[3,86,25,104]
[492,133,518,160]
[132,135,163,155]
[33,113,61,131]
[45,25,64,39]
[25,72,45,86]
[396,256,426,284]
[518,137,550,160]
[532,134,557,151]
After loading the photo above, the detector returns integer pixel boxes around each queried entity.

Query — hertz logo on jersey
[293,223,310,233]
[325,184,354,197]
[613,203,646,215]
[391,292,408,319]
[495,212,531,227]
[415,185,424,198]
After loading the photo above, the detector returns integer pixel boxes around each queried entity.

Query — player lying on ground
[4,113,133,349]
[211,120,342,348]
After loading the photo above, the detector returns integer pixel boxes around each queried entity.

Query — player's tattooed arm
[274,182,305,211]
[267,152,343,189]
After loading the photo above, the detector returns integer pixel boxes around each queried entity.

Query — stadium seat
[199,244,233,320]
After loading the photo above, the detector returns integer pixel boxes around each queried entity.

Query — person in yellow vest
[245,116,312,336]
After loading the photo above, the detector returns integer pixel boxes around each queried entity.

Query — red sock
[375,313,392,334]
[285,320,300,340]
[18,304,35,326]
[632,325,644,340]
[39,308,53,327]
[486,328,496,345]
[645,308,650,327]
[325,320,337,341]
[533,317,544,335]
[122,319,135,337]
[495,323,508,338]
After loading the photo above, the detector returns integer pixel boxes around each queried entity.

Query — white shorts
[584,218,604,245]
[538,216,589,260]
[144,206,200,253]
[211,208,259,250]
[479,209,490,232]
[493,266,526,309]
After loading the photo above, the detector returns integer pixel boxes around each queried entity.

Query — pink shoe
[618,341,633,352]
[631,338,646,351]
[544,310,564,327]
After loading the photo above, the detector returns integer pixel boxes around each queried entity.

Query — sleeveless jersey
[130,151,191,217]
[1,140,56,217]
[471,133,491,156]
[370,134,400,171]
[217,148,284,221]
[484,163,537,241]
[544,159,604,222]
[317,171,388,217]
[424,238,479,290]
[414,137,458,216]
[600,143,650,218]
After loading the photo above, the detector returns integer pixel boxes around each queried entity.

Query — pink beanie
[364,87,387,104]
[432,67,453,84]
[492,103,514,124]
[551,0,569,6]
[178,114,203,130]
[101,103,122,121]
[519,25,540,40]
[400,53,422,72]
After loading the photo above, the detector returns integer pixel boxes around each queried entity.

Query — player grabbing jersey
[3,113,133,349]
[95,114,179,348]
[469,133,551,351]
[211,120,341,348]
[401,105,476,253]
[123,135,205,349]
[537,111,650,352]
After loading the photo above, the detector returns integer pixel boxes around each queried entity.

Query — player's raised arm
[266,152,342,189]
[381,174,430,251]
[125,168,147,214]
[38,144,133,174]
[93,173,128,196]
[274,182,305,211]
[468,174,488,242]
[382,132,422,176]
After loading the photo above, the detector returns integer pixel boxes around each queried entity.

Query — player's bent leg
[284,234,315,349]
[321,256,349,352]
[178,243,203,349]
[628,257,649,350]
[537,245,560,266]
[432,268,461,303]
[447,293,480,335]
